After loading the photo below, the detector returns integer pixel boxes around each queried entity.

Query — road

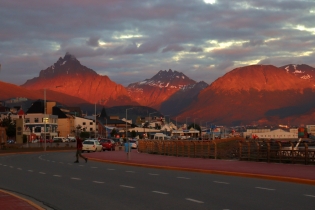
[0,152,314,210]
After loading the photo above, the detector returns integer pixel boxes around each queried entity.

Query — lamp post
[94,103,97,139]
[186,117,190,129]
[126,107,133,160]
[149,112,156,139]
[44,88,46,151]
[194,118,198,129]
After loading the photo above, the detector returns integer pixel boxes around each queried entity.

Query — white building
[74,116,97,136]
[251,128,298,139]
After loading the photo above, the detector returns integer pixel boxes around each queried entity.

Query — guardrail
[238,140,315,165]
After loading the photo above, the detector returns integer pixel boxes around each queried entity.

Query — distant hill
[177,65,315,126]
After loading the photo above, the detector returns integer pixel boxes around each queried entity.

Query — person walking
[74,136,88,163]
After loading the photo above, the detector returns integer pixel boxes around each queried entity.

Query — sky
[1,0,315,87]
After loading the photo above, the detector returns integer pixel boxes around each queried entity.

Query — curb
[89,158,315,186]
[0,189,44,210]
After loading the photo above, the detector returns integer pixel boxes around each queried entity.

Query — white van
[53,137,68,143]
[153,133,171,140]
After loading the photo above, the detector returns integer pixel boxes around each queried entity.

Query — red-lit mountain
[177,65,315,126]
[279,64,315,80]
[126,69,203,109]
[0,80,89,106]
[21,53,138,107]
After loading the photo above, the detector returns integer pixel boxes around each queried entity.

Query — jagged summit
[128,69,196,89]
[279,64,315,80]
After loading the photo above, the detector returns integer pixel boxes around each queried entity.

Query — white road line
[71,177,81,180]
[177,177,190,179]
[126,171,135,173]
[213,181,229,184]
[39,172,46,174]
[93,181,104,184]
[304,194,315,198]
[3,165,7,166]
[149,173,159,176]
[120,185,135,188]
[17,168,22,170]
[53,175,62,177]
[51,161,55,163]
[255,187,275,191]
[152,191,168,195]
[186,198,204,204]
[107,168,115,170]
[28,170,33,172]
[9,166,13,168]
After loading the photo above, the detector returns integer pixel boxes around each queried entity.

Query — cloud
[0,0,315,86]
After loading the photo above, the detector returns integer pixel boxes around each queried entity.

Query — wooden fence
[138,139,315,165]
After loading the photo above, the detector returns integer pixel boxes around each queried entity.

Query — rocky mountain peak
[279,64,315,80]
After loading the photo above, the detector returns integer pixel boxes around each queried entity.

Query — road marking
[28,170,33,172]
[93,181,104,184]
[126,171,135,173]
[152,191,168,195]
[186,198,204,203]
[255,187,275,191]
[213,181,229,184]
[59,162,64,164]
[71,177,81,180]
[39,172,46,174]
[51,161,55,163]
[17,168,22,170]
[149,173,159,176]
[120,185,134,188]
[53,175,62,177]
[304,194,315,198]
[107,168,115,170]
[3,165,7,166]
[177,177,190,179]
[10,166,13,168]
[79,165,85,167]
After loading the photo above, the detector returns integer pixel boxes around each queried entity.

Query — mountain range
[1,53,315,126]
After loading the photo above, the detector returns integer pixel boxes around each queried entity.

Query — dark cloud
[162,44,185,53]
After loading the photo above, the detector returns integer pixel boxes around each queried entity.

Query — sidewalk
[0,189,44,210]
[86,150,315,185]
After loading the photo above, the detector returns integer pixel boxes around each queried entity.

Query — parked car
[7,139,15,144]
[129,140,138,149]
[67,137,76,142]
[53,137,68,143]
[100,139,116,151]
[82,139,102,152]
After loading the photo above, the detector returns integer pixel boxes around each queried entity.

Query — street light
[149,112,156,139]
[95,103,97,138]
[186,117,190,129]
[44,88,46,151]
[194,118,198,129]
[126,107,133,159]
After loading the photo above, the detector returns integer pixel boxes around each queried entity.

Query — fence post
[247,142,251,161]
[214,142,217,159]
[278,142,282,163]
[304,142,309,165]
[238,141,242,160]
[267,142,270,163]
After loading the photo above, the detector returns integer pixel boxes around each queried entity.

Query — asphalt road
[0,152,314,210]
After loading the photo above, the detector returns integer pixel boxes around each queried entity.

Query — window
[90,122,93,125]
[83,122,86,125]
[34,118,39,123]
[90,128,93,131]
[25,118,30,123]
